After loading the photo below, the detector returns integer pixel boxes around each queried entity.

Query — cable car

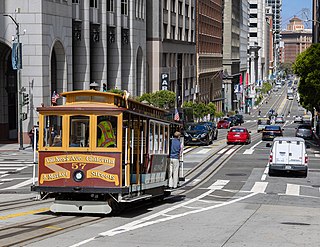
[31,90,182,214]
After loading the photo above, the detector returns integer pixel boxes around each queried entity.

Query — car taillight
[269,153,273,163]
[305,156,308,164]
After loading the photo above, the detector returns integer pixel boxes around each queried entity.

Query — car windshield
[298,125,312,130]
[264,125,281,131]
[230,128,245,133]
[187,124,207,131]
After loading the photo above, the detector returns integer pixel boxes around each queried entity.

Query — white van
[267,137,308,177]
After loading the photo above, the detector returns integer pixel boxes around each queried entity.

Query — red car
[227,127,251,145]
[217,120,230,129]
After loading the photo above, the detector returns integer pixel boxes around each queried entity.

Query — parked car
[302,115,312,124]
[257,118,270,132]
[295,124,313,140]
[200,121,218,140]
[293,115,303,123]
[267,137,309,177]
[262,125,283,141]
[217,119,230,129]
[227,127,251,145]
[184,123,214,146]
[234,114,244,125]
[275,116,285,124]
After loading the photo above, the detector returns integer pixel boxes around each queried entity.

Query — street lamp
[4,14,24,150]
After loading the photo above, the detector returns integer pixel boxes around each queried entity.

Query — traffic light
[22,93,29,105]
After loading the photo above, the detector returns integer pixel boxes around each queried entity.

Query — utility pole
[4,13,24,150]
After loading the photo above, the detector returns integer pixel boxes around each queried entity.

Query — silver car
[295,125,313,140]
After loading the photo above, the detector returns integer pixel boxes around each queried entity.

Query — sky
[281,0,313,29]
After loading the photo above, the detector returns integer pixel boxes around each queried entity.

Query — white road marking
[218,148,228,154]
[261,165,269,181]
[207,179,229,190]
[0,178,33,190]
[69,192,258,246]
[197,149,210,154]
[285,184,300,196]
[243,140,262,154]
[243,149,254,154]
[226,148,235,155]
[0,167,23,170]
[314,151,320,153]
[250,181,268,193]
[315,154,320,158]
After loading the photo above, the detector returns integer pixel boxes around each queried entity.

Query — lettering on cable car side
[40,154,118,185]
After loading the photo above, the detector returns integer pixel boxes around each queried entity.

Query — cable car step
[120,194,153,203]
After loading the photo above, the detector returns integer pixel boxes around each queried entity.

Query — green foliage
[108,88,125,95]
[215,111,224,118]
[255,95,263,106]
[261,82,272,94]
[137,91,175,109]
[182,101,217,120]
[293,44,320,111]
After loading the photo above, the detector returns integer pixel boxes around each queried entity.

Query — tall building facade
[0,0,158,142]
[266,0,282,71]
[196,0,223,112]
[222,0,241,112]
[281,17,312,63]
[147,0,196,107]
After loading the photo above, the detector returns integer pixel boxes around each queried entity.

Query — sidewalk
[0,143,34,163]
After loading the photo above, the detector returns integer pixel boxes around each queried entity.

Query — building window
[162,53,167,67]
[164,0,168,10]
[250,32,257,37]
[121,0,128,15]
[178,27,182,40]
[178,1,182,15]
[185,4,189,17]
[185,29,189,41]
[249,13,257,18]
[250,23,257,27]
[171,25,175,39]
[107,0,114,12]
[171,0,176,12]
[90,0,97,8]
[163,23,168,39]
[191,6,194,19]
[250,4,257,8]
[72,0,80,3]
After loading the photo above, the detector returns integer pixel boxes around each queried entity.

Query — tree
[293,44,320,112]
[182,101,216,121]
[261,82,272,94]
[137,91,176,109]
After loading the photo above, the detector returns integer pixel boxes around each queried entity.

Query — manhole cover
[226,173,247,177]
[281,222,310,226]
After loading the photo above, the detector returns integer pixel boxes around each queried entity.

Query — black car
[199,121,218,140]
[262,125,283,141]
[234,114,244,125]
[184,123,214,145]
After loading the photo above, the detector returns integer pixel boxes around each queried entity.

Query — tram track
[0,214,105,247]
[177,132,262,195]
[0,197,53,213]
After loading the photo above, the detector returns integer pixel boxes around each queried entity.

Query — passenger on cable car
[52,135,62,147]
[97,120,116,147]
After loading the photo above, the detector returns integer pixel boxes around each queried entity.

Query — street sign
[161,73,169,91]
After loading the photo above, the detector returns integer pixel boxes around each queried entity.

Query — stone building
[196,0,223,112]
[0,0,148,143]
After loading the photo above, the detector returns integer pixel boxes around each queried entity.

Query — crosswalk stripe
[218,148,228,154]
[286,184,300,196]
[250,182,268,193]
[226,148,235,155]
[0,178,33,190]
[207,179,229,190]
[197,149,210,154]
[315,154,320,158]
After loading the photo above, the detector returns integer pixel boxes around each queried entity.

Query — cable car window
[97,115,117,148]
[69,116,89,147]
[154,123,159,152]
[164,125,169,153]
[43,115,63,147]
[149,122,154,152]
[159,125,164,153]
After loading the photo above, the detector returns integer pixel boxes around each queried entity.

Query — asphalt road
[0,84,320,247]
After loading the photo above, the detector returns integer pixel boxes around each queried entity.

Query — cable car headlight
[73,170,85,182]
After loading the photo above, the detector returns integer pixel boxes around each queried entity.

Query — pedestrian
[168,131,182,189]
[258,109,261,116]
[28,127,35,150]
